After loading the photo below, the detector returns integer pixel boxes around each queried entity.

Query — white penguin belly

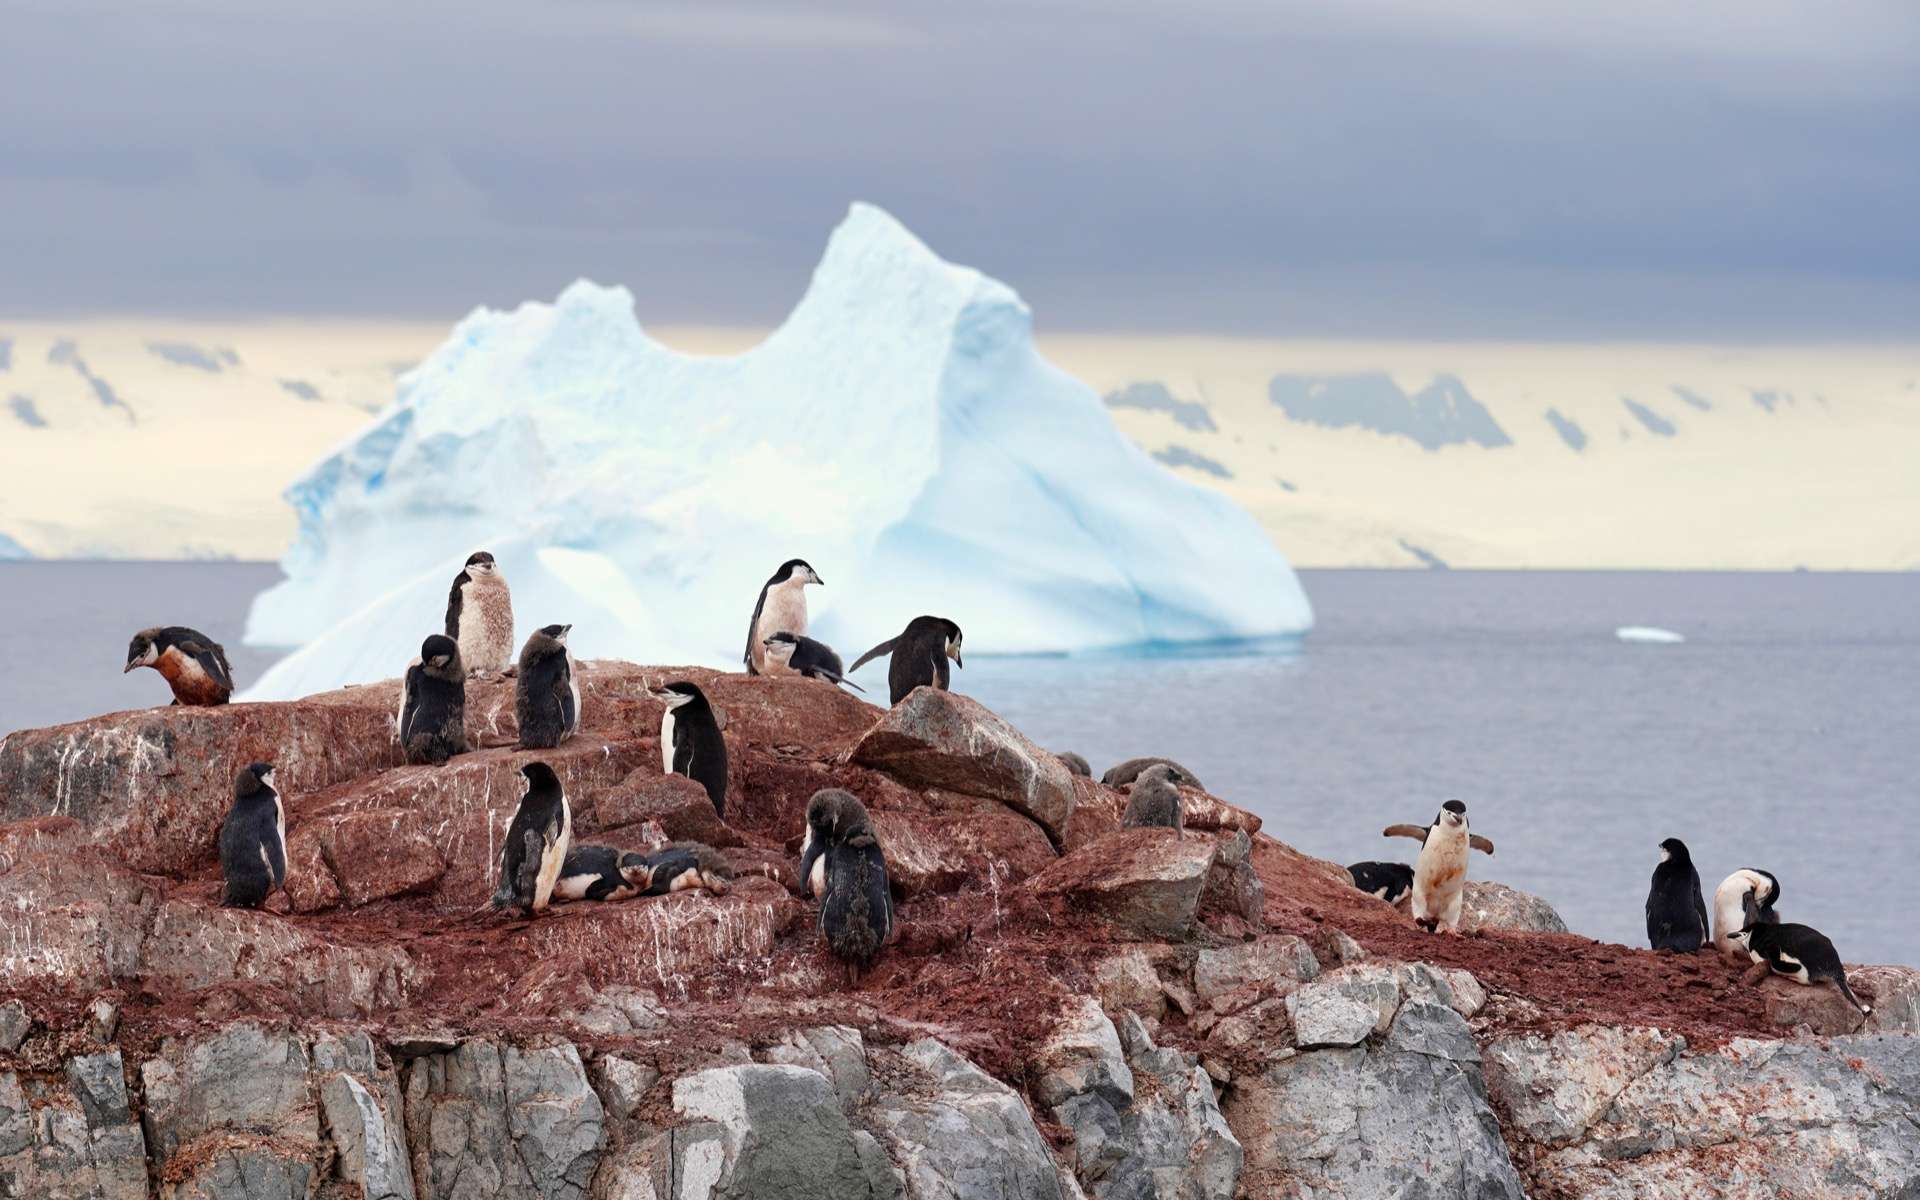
[660,709,677,774]
[1412,831,1470,931]
[754,585,809,671]
[553,872,596,902]
[531,797,572,912]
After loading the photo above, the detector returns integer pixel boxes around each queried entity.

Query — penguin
[515,624,580,749]
[1102,757,1205,793]
[801,788,893,984]
[1731,899,1871,1017]
[490,761,571,916]
[553,842,734,902]
[744,559,823,675]
[1122,763,1186,834]
[652,681,728,818]
[124,626,234,706]
[1383,800,1495,933]
[1347,861,1416,906]
[445,551,515,678]
[848,616,963,706]
[1056,751,1093,778]
[1711,868,1781,961]
[397,634,468,765]
[219,762,286,908]
[760,632,864,692]
[1644,837,1710,953]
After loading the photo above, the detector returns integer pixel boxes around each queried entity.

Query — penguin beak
[122,660,137,673]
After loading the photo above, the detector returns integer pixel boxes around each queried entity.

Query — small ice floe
[1615,626,1685,644]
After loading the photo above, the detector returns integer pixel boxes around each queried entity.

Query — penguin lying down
[553,841,733,903]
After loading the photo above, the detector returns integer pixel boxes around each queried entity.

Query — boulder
[402,1039,606,1200]
[671,1063,877,1198]
[868,1038,1066,1200]
[868,802,1058,898]
[593,770,739,847]
[1090,948,1171,1019]
[1192,936,1319,1005]
[1199,829,1264,924]
[1028,829,1218,939]
[852,689,1076,841]
[1034,998,1133,1111]
[284,804,448,909]
[1225,999,1525,1199]
[1459,881,1568,934]
[1284,964,1402,1048]
[1759,964,1920,1036]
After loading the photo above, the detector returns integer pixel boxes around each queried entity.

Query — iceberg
[0,533,30,561]
[242,203,1311,699]
[1616,626,1685,644]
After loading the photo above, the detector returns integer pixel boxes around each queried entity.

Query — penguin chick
[124,626,234,706]
[761,632,864,692]
[636,841,734,896]
[219,762,286,908]
[1122,763,1186,835]
[491,762,571,916]
[1347,861,1416,906]
[848,616,963,706]
[1732,901,1871,1018]
[1383,800,1495,933]
[445,551,514,678]
[1711,869,1781,961]
[801,789,893,985]
[652,681,729,818]
[515,624,579,749]
[553,844,654,902]
[398,634,468,765]
[1645,837,1710,953]
[1056,751,1093,778]
[1102,757,1205,793]
[745,559,823,675]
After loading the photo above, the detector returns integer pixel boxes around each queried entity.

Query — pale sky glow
[2,0,1917,337]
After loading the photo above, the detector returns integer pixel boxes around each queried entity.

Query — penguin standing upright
[1711,868,1781,961]
[1732,899,1871,1017]
[124,626,235,706]
[1383,800,1495,933]
[848,616,963,706]
[1644,837,1710,952]
[219,762,286,908]
[515,624,579,749]
[744,559,823,674]
[398,634,468,765]
[800,788,893,985]
[445,551,514,678]
[1122,763,1187,835]
[760,632,863,692]
[491,762,571,915]
[652,682,728,817]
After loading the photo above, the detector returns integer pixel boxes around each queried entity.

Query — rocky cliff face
[2,665,1916,1199]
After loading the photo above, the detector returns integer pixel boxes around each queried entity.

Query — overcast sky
[3,0,1918,339]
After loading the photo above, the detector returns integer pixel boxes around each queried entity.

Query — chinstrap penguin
[761,632,864,692]
[1712,868,1781,961]
[124,626,234,706]
[849,616,963,706]
[1645,837,1710,953]
[445,551,515,678]
[491,762,572,916]
[1102,756,1205,793]
[219,762,286,908]
[653,681,729,817]
[553,841,733,903]
[801,788,894,984]
[397,634,468,765]
[1732,899,1871,1017]
[1384,800,1495,933]
[744,559,823,675]
[1122,762,1187,835]
[1347,861,1416,907]
[515,624,580,749]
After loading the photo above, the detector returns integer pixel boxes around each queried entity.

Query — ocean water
[1,562,1914,967]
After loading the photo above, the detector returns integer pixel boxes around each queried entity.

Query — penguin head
[237,761,277,797]
[1438,799,1467,827]
[464,551,498,577]
[762,632,800,664]
[538,623,571,643]
[420,634,460,669]
[651,681,703,710]
[617,852,655,889]
[772,559,823,587]
[806,788,870,844]
[1139,763,1186,789]
[519,761,561,797]
[1658,837,1690,864]
[124,629,163,672]
[941,619,964,667]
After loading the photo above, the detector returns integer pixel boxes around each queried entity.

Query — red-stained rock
[288,806,448,909]
[0,847,157,987]
[851,689,1076,841]
[1061,777,1124,853]
[593,769,740,848]
[869,802,1056,898]
[1067,773,1263,838]
[139,900,424,1018]
[1758,965,1920,1036]
[1028,828,1220,938]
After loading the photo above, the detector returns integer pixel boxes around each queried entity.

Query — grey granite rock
[671,1063,875,1198]
[869,1039,1065,1200]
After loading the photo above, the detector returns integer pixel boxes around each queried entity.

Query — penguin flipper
[180,638,235,693]
[557,658,576,733]
[848,638,897,674]
[1469,834,1495,855]
[744,588,769,672]
[1383,824,1430,843]
[265,829,288,889]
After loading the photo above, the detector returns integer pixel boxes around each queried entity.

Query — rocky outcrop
[1028,829,1220,938]
[0,1049,147,1200]
[1460,880,1569,934]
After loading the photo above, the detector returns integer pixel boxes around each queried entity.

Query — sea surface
[1,562,1914,967]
